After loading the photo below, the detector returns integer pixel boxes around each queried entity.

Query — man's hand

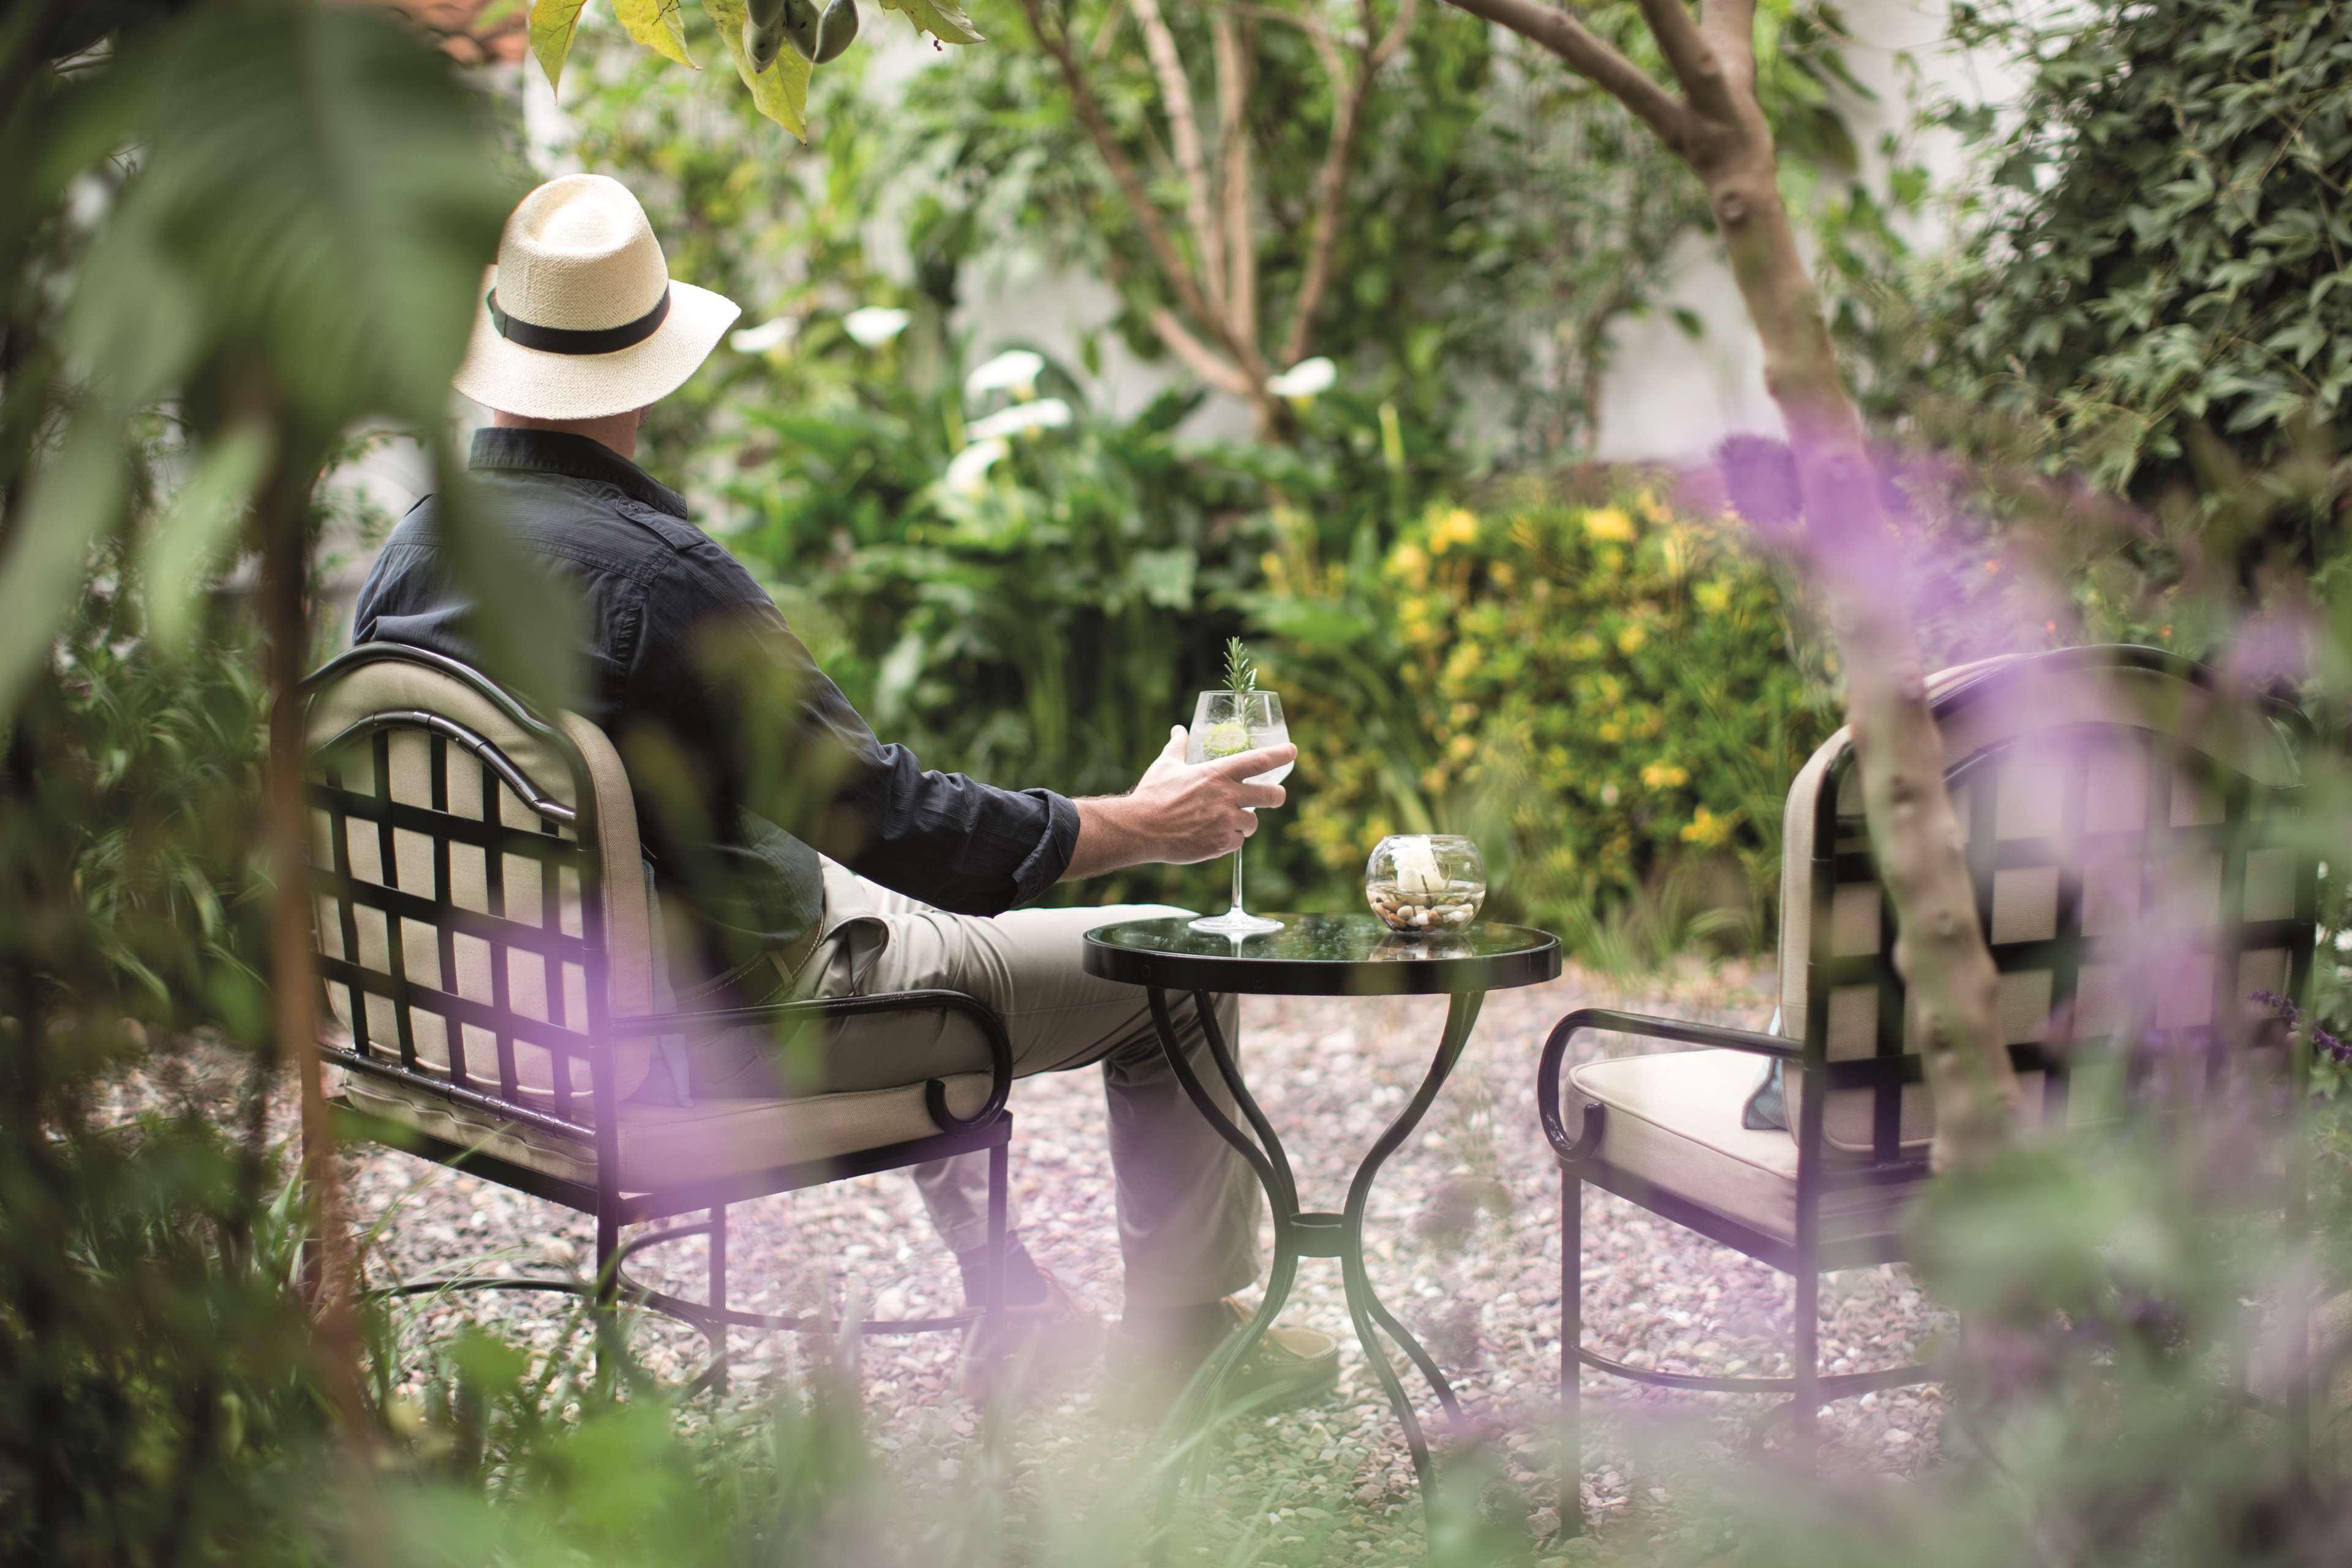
[1063,726,1296,881]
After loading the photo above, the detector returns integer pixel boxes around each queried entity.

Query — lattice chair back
[1775,647,2314,1163]
[301,645,669,1140]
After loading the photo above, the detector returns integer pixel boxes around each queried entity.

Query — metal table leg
[1144,986,1487,1535]
[1341,990,1482,1498]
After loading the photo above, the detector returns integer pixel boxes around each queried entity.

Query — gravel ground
[345,957,1953,1561]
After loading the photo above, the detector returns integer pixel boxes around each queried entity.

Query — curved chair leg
[369,1257,732,1398]
[984,1136,1008,1341]
[1562,1166,1585,1539]
[1554,1160,1929,1521]
[1793,1265,1821,1463]
[378,1147,1017,1402]
[708,1205,729,1395]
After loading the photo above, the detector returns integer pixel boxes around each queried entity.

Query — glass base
[1188,909,1284,937]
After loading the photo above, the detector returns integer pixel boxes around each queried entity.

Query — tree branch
[1152,307,1256,396]
[1439,0,1695,154]
[1226,1,1342,75]
[1129,0,1224,309]
[1281,0,1420,367]
[1088,0,1129,58]
[1213,7,1258,349]
[1016,0,1260,377]
[1633,0,1738,121]
[1699,0,1757,97]
[1371,0,1420,66]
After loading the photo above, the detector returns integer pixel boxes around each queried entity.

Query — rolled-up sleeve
[631,545,1079,916]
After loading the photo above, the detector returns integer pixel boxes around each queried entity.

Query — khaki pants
[676,859,1263,1310]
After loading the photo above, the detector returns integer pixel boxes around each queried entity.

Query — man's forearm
[1061,794,1156,882]
[1058,730,1292,883]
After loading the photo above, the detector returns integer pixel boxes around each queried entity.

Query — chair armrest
[609,989,1014,1136]
[1537,1007,1797,1165]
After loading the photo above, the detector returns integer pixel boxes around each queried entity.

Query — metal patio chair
[300,642,1014,1374]
[1538,645,2316,1527]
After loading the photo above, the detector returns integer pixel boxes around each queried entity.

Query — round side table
[1082,913,1561,1526]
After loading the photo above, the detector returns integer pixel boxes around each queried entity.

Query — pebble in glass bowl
[1365,834,1485,935]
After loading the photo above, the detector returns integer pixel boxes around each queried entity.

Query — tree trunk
[256,447,371,1439]
[1693,122,2018,1172]
[1436,0,2021,1170]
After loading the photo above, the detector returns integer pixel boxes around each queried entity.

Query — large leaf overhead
[704,0,813,138]
[92,5,514,423]
[0,4,517,710]
[519,0,975,130]
[616,0,695,67]
[527,0,590,91]
[880,0,982,45]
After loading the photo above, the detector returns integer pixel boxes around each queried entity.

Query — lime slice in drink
[1201,720,1250,758]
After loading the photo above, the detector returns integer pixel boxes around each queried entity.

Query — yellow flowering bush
[1276,480,1834,940]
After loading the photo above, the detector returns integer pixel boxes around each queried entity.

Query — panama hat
[453,174,739,421]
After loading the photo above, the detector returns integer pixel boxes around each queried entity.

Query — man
[353,172,1333,1403]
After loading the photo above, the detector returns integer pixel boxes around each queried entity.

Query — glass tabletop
[1082,913,1561,998]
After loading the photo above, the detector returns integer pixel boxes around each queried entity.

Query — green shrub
[1259,478,1834,948]
[1883,0,2352,504]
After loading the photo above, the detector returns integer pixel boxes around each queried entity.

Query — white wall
[1591,0,2035,462]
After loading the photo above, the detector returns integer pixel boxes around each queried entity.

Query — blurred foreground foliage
[4,2,2352,1566]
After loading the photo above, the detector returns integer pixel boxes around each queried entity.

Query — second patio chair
[1538,644,2316,1528]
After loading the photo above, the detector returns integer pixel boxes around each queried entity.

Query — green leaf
[615,0,695,67]
[527,0,590,92]
[139,423,276,654]
[0,415,124,714]
[94,5,514,424]
[2,4,509,707]
[879,0,984,47]
[1129,547,1196,611]
[704,0,812,139]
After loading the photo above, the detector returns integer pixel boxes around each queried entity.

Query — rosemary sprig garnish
[1222,635,1259,695]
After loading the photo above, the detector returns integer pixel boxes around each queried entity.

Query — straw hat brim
[451,273,741,421]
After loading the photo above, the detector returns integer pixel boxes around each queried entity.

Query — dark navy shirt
[352,428,1079,967]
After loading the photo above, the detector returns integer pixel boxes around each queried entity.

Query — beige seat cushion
[1567,1049,1923,1245]
[336,1066,991,1194]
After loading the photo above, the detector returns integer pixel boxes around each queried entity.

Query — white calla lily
[1267,356,1337,400]
[943,438,1012,494]
[729,317,797,355]
[965,349,1046,401]
[843,307,911,347]
[965,398,1072,442]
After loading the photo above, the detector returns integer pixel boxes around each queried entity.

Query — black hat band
[486,285,671,355]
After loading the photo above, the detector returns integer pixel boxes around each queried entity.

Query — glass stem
[1230,830,1246,916]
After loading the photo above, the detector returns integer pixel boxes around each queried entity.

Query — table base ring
[1286,1210,1346,1257]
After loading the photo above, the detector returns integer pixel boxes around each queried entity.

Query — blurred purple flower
[2251,989,2349,1065]
[2218,608,2316,693]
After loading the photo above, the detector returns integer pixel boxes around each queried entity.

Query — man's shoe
[1113,1297,1340,1419]
[958,1270,1105,1401]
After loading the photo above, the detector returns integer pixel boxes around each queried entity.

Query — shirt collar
[468,426,689,519]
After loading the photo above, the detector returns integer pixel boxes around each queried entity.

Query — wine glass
[1186,689,1289,937]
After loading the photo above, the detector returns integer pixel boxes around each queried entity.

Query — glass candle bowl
[1365,835,1486,935]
